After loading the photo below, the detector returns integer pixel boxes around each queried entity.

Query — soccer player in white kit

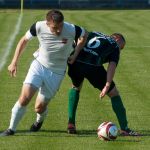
[0,9,87,136]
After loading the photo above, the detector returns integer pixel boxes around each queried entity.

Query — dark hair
[111,33,126,44]
[46,9,64,23]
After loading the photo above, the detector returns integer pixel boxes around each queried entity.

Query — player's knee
[108,87,119,98]
[18,96,31,106]
[35,107,43,113]
[35,104,46,113]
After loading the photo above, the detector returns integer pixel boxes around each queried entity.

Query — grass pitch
[0,9,150,150]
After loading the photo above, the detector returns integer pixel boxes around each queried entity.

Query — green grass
[0,9,150,150]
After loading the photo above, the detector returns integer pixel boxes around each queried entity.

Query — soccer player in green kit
[67,31,139,136]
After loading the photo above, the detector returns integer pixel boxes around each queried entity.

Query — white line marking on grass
[0,14,23,71]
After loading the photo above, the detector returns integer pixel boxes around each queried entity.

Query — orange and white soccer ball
[97,121,118,141]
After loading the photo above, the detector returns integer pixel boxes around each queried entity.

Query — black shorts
[68,62,115,92]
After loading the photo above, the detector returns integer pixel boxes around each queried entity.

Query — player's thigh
[21,60,44,106]
[68,63,84,87]
[38,69,64,102]
[24,60,43,89]
[87,66,115,92]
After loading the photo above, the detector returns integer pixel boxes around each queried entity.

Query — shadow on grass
[0,129,149,140]
[134,129,150,136]
[12,129,97,137]
[0,129,96,137]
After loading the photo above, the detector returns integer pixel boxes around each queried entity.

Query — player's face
[118,37,125,50]
[47,20,63,36]
[113,35,125,50]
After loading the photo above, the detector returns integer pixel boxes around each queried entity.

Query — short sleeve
[74,25,85,43]
[30,23,37,36]
[25,23,37,40]
[108,48,120,65]
[25,30,33,40]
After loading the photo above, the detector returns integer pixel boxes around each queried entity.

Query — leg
[86,66,128,130]
[0,84,37,136]
[35,96,48,122]
[30,95,49,132]
[108,86,140,136]
[10,84,37,131]
[68,84,82,124]
[30,67,64,132]
[67,63,84,134]
[68,84,82,134]
[107,86,128,130]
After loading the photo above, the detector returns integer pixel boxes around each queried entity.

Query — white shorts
[24,60,64,101]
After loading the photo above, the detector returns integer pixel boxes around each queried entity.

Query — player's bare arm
[100,61,116,99]
[8,35,29,77]
[68,31,88,64]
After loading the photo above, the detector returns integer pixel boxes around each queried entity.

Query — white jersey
[25,21,85,74]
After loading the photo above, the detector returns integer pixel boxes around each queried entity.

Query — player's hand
[99,85,110,99]
[8,63,17,77]
[68,55,76,64]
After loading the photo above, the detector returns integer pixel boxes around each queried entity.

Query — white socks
[9,101,26,131]
[36,108,48,123]
[8,101,48,131]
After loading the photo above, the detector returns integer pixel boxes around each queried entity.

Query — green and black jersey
[76,32,120,66]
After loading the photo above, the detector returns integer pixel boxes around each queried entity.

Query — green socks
[111,95,128,130]
[68,88,79,125]
[68,89,128,130]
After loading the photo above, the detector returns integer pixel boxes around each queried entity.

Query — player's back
[76,31,119,66]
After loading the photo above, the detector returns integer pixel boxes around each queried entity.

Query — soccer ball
[97,121,118,141]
